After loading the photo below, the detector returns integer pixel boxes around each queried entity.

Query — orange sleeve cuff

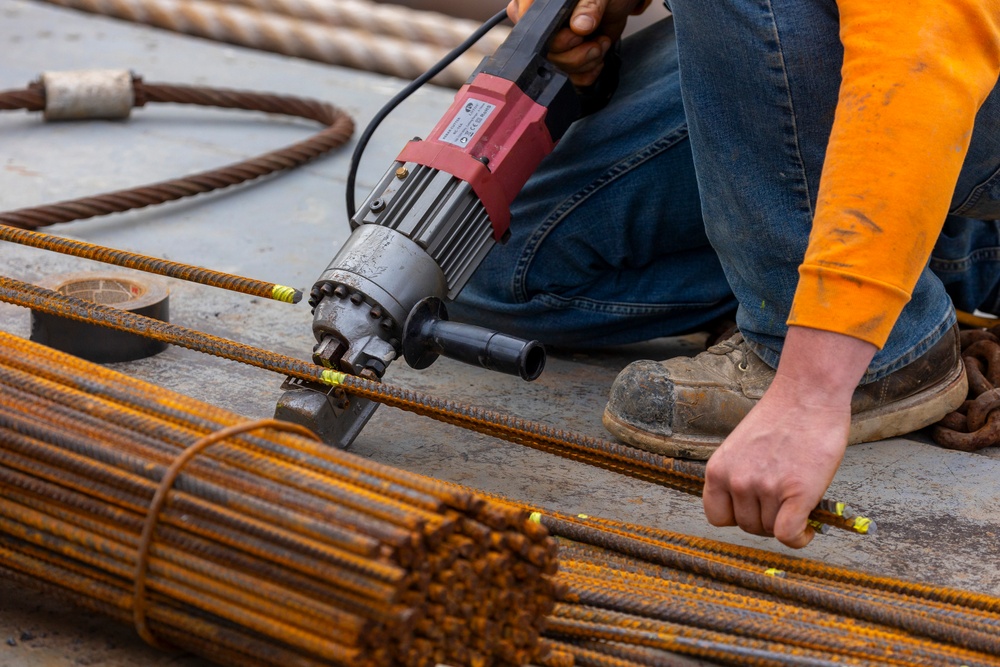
[791,265,911,346]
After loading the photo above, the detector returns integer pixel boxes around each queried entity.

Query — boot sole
[602,357,968,461]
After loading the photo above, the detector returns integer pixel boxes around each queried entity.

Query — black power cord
[345,9,510,221]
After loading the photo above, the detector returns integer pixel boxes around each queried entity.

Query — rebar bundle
[0,330,559,667]
[531,509,1000,667]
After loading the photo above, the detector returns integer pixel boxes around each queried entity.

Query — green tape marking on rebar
[320,369,347,386]
[271,284,302,303]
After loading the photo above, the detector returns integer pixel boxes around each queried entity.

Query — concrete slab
[1,1,999,665]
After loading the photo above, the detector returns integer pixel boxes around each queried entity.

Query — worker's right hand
[702,327,876,549]
[506,0,651,86]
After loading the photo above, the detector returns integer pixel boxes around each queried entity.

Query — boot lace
[712,333,749,372]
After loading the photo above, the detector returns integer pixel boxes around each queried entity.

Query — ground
[1,2,999,666]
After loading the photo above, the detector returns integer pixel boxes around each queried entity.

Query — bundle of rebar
[526,508,1000,667]
[0,330,559,667]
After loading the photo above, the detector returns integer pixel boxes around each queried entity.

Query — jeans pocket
[952,164,1000,220]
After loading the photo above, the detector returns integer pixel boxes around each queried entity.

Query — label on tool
[438,98,496,147]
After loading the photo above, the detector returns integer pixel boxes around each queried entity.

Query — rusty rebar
[0,225,302,302]
[529,509,1000,663]
[0,330,559,667]
[0,274,874,536]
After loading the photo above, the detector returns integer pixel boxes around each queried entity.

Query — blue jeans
[452,2,1000,381]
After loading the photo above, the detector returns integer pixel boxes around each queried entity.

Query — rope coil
[0,76,354,231]
[0,73,355,303]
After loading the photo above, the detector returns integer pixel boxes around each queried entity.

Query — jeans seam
[511,126,690,303]
[745,312,955,381]
[930,246,1000,272]
[535,292,729,316]
[764,0,815,218]
[861,314,955,382]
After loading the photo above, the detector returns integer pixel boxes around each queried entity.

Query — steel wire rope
[0,77,354,231]
[0,75,357,302]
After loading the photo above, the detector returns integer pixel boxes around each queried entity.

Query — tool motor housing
[309,55,578,377]
[285,0,617,446]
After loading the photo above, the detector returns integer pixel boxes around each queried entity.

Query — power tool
[275,0,619,446]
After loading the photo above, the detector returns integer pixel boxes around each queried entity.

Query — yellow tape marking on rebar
[320,369,347,386]
[852,517,872,535]
[529,511,542,524]
[807,519,825,533]
[834,502,846,517]
[577,514,590,519]
[271,284,299,303]
[764,568,786,578]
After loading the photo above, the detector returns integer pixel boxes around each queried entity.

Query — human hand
[506,0,651,86]
[702,327,876,548]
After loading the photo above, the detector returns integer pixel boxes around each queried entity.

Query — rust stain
[4,164,42,177]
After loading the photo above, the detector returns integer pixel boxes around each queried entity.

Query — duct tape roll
[30,272,169,363]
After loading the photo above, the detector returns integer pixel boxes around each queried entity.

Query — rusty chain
[933,325,1000,451]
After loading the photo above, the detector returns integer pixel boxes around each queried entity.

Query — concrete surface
[1,1,999,665]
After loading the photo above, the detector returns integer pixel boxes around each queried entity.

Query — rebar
[0,224,302,303]
[0,273,873,536]
[3,317,1000,667]
[0,330,559,667]
[475,499,1000,667]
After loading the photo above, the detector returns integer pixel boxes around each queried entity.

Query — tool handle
[403,297,546,381]
[479,0,620,129]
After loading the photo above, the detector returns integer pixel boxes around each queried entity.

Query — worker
[452,0,1000,548]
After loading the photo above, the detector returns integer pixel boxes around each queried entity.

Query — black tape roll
[30,272,170,363]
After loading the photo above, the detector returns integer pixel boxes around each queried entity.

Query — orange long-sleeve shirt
[787,1,1000,347]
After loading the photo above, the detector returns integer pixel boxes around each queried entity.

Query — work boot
[602,325,968,460]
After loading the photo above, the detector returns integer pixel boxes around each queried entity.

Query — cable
[345,8,509,221]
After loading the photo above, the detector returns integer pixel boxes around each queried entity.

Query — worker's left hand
[506,0,652,86]
[702,327,875,548]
